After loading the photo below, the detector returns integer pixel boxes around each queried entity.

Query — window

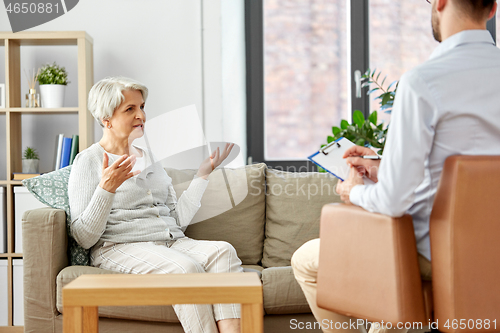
[369,0,439,124]
[263,0,348,161]
[246,0,497,169]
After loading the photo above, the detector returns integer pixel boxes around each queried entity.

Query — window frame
[245,0,496,169]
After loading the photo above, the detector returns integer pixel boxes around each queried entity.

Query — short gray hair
[88,76,149,127]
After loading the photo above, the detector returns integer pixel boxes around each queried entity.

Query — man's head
[431,0,497,42]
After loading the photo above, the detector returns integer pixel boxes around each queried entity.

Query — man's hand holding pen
[336,146,381,204]
[343,145,381,183]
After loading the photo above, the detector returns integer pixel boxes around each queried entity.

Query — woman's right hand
[342,146,381,183]
[99,153,140,193]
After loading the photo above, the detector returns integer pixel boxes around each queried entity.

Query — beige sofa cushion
[263,169,341,267]
[57,265,264,323]
[262,266,310,314]
[167,163,266,265]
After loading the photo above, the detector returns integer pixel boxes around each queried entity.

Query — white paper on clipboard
[308,137,375,185]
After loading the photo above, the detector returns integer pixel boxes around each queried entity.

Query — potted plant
[317,69,398,172]
[322,69,398,154]
[22,147,40,173]
[37,62,69,108]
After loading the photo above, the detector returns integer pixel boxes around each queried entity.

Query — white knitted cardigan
[68,143,209,250]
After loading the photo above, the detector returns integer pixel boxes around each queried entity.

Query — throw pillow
[262,168,342,268]
[22,166,90,266]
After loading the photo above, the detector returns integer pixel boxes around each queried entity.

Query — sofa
[22,163,341,332]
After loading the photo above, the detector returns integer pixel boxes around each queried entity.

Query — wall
[0,0,246,175]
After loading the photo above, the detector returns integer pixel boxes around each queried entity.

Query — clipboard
[308,137,375,185]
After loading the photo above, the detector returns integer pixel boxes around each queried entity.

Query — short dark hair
[454,0,496,21]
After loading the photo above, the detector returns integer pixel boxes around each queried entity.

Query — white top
[68,143,209,250]
[107,149,147,175]
[350,30,500,260]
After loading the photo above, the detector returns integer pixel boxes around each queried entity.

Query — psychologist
[291,0,500,332]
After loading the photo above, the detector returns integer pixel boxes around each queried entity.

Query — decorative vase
[40,84,66,108]
[25,88,40,108]
[22,159,39,173]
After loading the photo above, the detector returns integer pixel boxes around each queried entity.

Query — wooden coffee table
[63,272,263,333]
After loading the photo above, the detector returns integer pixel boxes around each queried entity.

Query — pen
[351,155,382,160]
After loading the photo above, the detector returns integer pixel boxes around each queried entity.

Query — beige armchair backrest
[430,155,500,330]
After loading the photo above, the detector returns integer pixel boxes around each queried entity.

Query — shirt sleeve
[166,175,209,228]
[68,152,115,249]
[350,70,438,217]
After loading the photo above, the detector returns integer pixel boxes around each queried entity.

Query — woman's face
[107,89,146,141]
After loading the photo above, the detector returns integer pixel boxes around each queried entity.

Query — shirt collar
[429,30,495,60]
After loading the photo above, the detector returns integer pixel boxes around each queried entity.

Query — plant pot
[40,84,66,108]
[22,159,39,173]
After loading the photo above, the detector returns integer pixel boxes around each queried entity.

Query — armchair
[316,155,500,332]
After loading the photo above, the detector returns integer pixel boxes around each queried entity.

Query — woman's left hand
[196,143,235,179]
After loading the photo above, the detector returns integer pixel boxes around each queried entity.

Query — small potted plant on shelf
[37,62,69,108]
[22,147,40,173]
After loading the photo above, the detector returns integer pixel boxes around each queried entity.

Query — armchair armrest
[23,207,69,332]
[317,204,426,324]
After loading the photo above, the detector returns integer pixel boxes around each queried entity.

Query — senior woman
[68,76,242,333]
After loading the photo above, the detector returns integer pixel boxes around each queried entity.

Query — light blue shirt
[350,30,500,260]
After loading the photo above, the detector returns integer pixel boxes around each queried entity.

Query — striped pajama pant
[90,237,244,333]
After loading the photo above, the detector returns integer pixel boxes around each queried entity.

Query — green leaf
[367,88,380,95]
[332,126,341,136]
[327,136,335,143]
[352,110,365,127]
[381,75,387,87]
[355,138,365,146]
[368,111,377,125]
[381,93,392,106]
[340,119,349,130]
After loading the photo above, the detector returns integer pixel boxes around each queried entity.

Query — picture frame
[0,83,5,108]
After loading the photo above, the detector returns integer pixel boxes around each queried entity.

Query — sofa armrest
[23,207,69,332]
[316,204,426,324]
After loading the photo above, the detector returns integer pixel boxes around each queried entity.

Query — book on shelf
[12,173,41,180]
[60,137,73,169]
[54,134,64,171]
[69,134,79,165]
[54,134,79,170]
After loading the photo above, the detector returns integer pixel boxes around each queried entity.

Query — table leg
[83,307,99,332]
[63,306,83,333]
[241,303,263,333]
[63,306,98,333]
